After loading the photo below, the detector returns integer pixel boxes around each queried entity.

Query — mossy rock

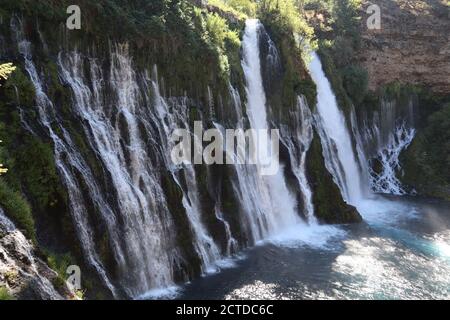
[306,132,362,224]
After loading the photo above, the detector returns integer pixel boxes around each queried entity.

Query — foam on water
[355,197,419,226]
[136,286,180,300]
[264,223,346,250]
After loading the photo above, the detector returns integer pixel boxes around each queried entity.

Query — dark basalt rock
[306,132,363,224]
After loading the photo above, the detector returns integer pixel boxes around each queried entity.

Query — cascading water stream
[350,96,416,196]
[280,96,317,224]
[12,19,118,297]
[146,69,222,274]
[307,52,364,204]
[368,123,415,195]
[240,19,301,235]
[307,51,419,229]
[223,87,270,242]
[58,49,179,297]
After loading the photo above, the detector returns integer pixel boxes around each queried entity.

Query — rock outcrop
[306,134,363,224]
[357,0,450,95]
[0,207,70,299]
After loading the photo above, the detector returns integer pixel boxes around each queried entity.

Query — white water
[58,48,179,296]
[368,123,415,195]
[147,68,222,274]
[225,88,272,242]
[281,96,317,224]
[350,98,416,196]
[307,52,364,203]
[241,19,301,235]
[12,19,118,297]
[307,51,420,232]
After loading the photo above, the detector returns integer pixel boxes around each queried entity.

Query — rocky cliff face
[357,0,450,95]
[0,207,72,299]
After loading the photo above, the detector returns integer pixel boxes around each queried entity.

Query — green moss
[0,286,14,300]
[0,179,36,242]
[13,137,64,213]
[306,132,362,224]
[160,171,202,280]
[258,6,317,121]
[1,67,36,107]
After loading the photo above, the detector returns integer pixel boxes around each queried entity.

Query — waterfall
[12,19,118,297]
[351,99,416,195]
[280,96,317,224]
[222,88,270,242]
[307,52,364,203]
[57,49,181,297]
[9,15,368,298]
[13,11,235,296]
[240,19,301,233]
[368,123,415,195]
[307,50,418,229]
[147,69,222,274]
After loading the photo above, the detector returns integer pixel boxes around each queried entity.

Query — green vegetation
[0,286,14,300]
[255,0,318,111]
[0,64,63,244]
[304,0,361,49]
[0,63,15,176]
[401,102,450,200]
[306,0,365,110]
[423,104,450,181]
[341,64,368,105]
[0,180,35,242]
[307,133,362,224]
[208,0,255,18]
[260,0,314,35]
[193,9,241,80]
[45,251,75,290]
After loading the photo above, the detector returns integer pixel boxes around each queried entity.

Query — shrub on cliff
[401,102,450,199]
[259,0,314,42]
[422,103,450,183]
[341,65,368,105]
[0,180,35,242]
